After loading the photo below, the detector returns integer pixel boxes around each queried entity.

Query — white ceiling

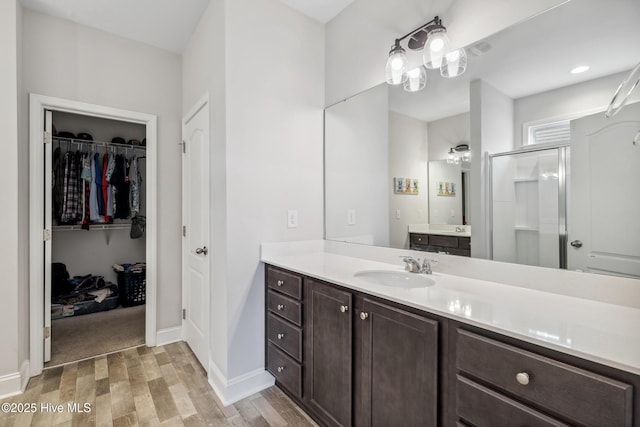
[20,0,210,53]
[19,0,354,53]
[389,0,640,123]
[279,0,354,23]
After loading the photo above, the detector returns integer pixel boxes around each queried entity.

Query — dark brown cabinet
[357,297,439,427]
[265,264,640,427]
[304,278,353,427]
[265,266,304,399]
[456,328,633,427]
[410,233,471,257]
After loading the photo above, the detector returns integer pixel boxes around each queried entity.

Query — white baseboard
[20,360,30,392]
[208,360,275,406]
[156,326,183,347]
[0,370,23,400]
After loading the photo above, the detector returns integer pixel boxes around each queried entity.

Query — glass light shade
[462,150,471,162]
[385,46,408,85]
[403,66,427,92]
[447,148,457,164]
[440,48,467,78]
[423,28,451,69]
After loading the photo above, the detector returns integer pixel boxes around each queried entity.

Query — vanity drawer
[457,329,633,427]
[457,375,569,427]
[267,266,302,300]
[411,233,429,246]
[428,234,459,248]
[267,313,302,361]
[267,290,302,326]
[459,237,470,250]
[267,343,302,399]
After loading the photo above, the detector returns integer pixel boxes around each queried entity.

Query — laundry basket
[115,268,146,307]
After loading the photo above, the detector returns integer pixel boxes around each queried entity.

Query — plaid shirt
[61,152,81,222]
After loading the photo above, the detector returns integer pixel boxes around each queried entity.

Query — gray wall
[20,8,183,336]
[183,0,325,384]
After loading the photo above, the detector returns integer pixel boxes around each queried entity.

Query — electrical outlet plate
[347,209,356,225]
[287,210,298,228]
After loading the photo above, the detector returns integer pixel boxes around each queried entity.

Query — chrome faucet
[400,256,436,274]
[455,226,465,232]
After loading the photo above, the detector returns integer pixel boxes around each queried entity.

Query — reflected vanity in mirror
[324,0,640,278]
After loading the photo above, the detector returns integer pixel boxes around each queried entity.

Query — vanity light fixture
[385,16,466,92]
[447,143,471,164]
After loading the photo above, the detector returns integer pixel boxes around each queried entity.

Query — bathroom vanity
[262,244,639,427]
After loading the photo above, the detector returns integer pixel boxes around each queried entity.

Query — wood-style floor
[0,342,317,427]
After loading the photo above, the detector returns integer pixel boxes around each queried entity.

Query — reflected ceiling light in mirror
[385,41,409,85]
[570,65,590,74]
[384,16,465,92]
[447,143,471,164]
[403,66,427,92]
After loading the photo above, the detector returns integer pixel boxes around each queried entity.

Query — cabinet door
[358,298,438,427]
[304,279,353,427]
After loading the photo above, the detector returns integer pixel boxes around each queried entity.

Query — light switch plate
[396,209,401,220]
[287,210,298,228]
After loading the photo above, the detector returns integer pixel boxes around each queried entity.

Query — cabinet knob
[277,280,284,286]
[277,333,285,340]
[516,372,530,385]
[340,305,349,313]
[277,366,285,373]
[277,304,285,311]
[360,312,369,320]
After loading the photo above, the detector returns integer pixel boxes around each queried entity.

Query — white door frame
[180,93,210,353]
[29,93,158,376]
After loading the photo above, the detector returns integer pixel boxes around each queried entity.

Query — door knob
[360,312,369,320]
[340,305,349,313]
[570,240,583,248]
[195,246,208,255]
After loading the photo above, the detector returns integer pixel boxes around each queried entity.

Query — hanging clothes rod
[52,136,146,152]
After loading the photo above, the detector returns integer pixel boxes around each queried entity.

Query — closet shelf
[52,136,146,152]
[53,223,131,231]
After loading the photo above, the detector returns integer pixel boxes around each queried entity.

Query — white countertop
[261,248,640,376]
[408,223,471,237]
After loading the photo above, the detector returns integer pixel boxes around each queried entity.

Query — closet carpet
[48,305,145,367]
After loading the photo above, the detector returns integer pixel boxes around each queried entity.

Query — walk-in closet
[47,111,147,366]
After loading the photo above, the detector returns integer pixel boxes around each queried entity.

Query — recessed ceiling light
[570,65,590,74]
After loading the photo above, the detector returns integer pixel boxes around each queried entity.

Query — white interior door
[182,98,210,369]
[44,109,53,362]
[569,102,640,277]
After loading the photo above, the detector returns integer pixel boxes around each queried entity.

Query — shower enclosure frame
[488,144,569,269]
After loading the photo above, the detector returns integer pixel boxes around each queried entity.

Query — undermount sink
[353,270,435,289]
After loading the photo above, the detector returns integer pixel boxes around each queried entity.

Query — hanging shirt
[61,152,80,223]
[130,156,141,215]
[106,153,115,218]
[94,152,104,217]
[89,154,99,221]
[102,152,111,223]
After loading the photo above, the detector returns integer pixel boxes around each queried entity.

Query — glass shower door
[490,147,568,268]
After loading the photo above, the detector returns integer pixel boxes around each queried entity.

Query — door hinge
[43,229,51,241]
[44,326,50,339]
[182,226,186,237]
[182,309,186,320]
[43,131,52,144]
[182,140,186,154]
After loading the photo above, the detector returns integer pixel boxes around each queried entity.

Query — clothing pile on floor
[51,262,119,319]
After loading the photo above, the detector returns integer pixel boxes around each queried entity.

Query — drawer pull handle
[360,312,369,320]
[277,304,285,311]
[340,305,349,313]
[277,333,285,340]
[277,366,285,373]
[277,280,284,286]
[516,372,530,385]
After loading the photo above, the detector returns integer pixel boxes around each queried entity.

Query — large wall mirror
[325,0,640,278]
